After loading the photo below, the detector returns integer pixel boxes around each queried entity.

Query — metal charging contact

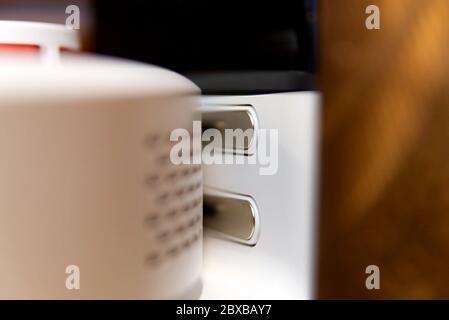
[203,187,260,246]
[201,104,259,156]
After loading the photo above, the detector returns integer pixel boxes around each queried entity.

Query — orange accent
[0,44,40,53]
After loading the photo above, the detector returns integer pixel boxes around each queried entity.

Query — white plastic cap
[0,20,80,63]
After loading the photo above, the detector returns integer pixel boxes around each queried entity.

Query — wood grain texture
[318,0,449,299]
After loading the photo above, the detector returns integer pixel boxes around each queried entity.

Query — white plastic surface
[0,20,80,63]
[0,32,202,298]
[0,54,200,103]
[200,92,320,300]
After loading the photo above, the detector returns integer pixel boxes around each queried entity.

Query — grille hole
[156,230,170,242]
[181,204,190,213]
[156,154,170,166]
[144,213,160,227]
[182,239,191,249]
[175,188,185,197]
[166,209,178,219]
[156,192,169,204]
[166,246,179,257]
[165,171,177,182]
[144,134,160,147]
[145,174,160,187]
[187,218,195,228]
[145,252,161,267]
[175,224,186,234]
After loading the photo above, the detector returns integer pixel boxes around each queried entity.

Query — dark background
[93,0,316,74]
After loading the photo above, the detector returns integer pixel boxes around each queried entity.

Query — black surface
[187,70,315,94]
[93,0,316,93]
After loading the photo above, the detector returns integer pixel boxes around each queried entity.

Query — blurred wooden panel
[318,0,449,299]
